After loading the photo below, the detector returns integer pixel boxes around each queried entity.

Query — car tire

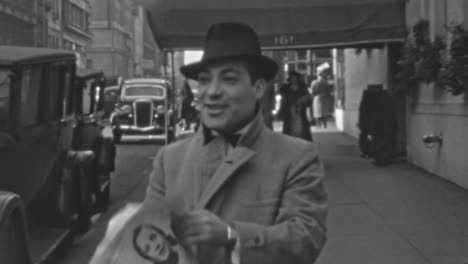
[113,129,122,144]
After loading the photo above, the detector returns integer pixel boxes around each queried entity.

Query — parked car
[0,46,115,263]
[110,78,176,143]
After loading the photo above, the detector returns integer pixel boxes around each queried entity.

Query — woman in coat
[311,71,333,128]
[278,71,313,141]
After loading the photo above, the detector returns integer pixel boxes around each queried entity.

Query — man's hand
[170,209,230,246]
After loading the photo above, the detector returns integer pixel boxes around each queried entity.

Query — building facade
[404,0,468,188]
[0,0,47,46]
[133,5,163,78]
[62,0,93,69]
[337,0,468,189]
[88,0,135,79]
[45,0,93,69]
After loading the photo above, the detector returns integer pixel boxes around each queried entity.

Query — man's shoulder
[263,130,318,157]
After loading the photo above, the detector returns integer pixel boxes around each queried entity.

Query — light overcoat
[143,114,328,264]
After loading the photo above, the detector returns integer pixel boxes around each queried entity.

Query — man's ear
[254,79,267,100]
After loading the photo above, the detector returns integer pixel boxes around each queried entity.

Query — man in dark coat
[358,84,397,166]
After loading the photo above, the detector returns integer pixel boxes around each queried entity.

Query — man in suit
[143,22,327,264]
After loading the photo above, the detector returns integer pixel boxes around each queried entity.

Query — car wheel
[113,129,122,144]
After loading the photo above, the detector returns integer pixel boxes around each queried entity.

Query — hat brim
[180,54,278,82]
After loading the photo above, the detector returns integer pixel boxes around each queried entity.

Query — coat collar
[196,111,265,150]
[193,112,266,209]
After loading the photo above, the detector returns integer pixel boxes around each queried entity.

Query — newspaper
[90,202,198,264]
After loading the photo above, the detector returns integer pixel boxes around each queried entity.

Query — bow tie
[223,133,241,147]
[205,132,241,147]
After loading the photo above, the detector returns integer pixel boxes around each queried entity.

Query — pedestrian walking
[358,84,397,166]
[278,71,314,141]
[180,80,196,130]
[311,71,333,128]
[145,22,327,264]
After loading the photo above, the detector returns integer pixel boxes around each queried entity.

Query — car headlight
[156,105,165,114]
[121,104,132,114]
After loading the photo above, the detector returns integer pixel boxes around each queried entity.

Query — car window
[123,85,165,97]
[82,81,93,115]
[42,64,66,122]
[0,69,11,129]
[104,89,119,102]
[63,68,74,115]
[20,66,42,127]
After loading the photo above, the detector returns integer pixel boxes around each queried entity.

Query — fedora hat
[180,22,278,81]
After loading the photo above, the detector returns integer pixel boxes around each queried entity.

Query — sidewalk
[306,123,468,264]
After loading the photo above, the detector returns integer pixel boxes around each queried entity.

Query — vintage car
[110,78,176,143]
[0,46,115,263]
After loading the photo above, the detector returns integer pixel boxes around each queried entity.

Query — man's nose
[205,80,222,97]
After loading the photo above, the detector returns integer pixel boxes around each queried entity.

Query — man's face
[197,61,265,134]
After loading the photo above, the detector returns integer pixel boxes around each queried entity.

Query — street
[58,139,163,264]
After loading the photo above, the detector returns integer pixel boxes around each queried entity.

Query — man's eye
[223,75,238,83]
[197,74,210,83]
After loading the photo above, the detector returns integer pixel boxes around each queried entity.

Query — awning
[142,0,406,51]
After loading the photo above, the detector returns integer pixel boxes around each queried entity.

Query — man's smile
[203,103,228,115]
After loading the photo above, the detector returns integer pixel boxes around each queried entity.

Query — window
[20,66,42,127]
[42,64,66,122]
[64,69,74,115]
[82,81,93,115]
[0,69,12,129]
[297,62,307,71]
[297,50,308,61]
[123,85,165,97]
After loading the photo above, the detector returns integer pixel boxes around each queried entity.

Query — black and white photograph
[0,0,467,263]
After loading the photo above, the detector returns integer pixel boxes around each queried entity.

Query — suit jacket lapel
[195,112,266,209]
[196,146,256,209]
